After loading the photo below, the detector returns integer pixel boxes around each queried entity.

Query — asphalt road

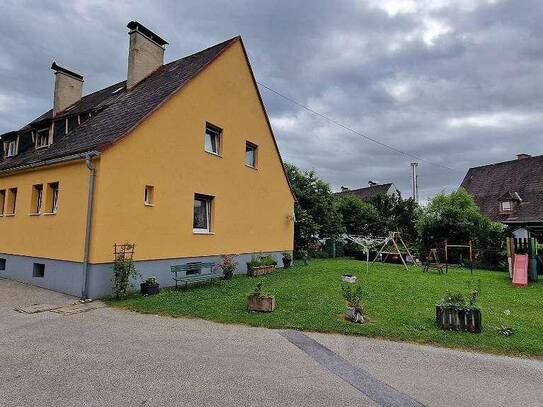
[1,278,542,407]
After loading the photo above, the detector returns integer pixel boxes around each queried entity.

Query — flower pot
[140,282,160,296]
[436,305,481,333]
[342,274,357,283]
[247,264,276,277]
[247,294,275,312]
[282,258,292,268]
[345,306,364,323]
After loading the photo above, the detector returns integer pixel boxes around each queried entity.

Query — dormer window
[36,128,50,149]
[4,139,18,158]
[500,201,512,212]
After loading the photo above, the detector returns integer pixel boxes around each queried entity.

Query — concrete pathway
[1,278,542,406]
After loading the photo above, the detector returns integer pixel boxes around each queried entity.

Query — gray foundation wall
[0,251,287,299]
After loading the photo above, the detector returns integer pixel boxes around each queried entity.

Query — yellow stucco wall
[0,161,91,261]
[89,40,294,263]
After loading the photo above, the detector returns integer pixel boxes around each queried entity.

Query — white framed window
[32,184,43,214]
[204,123,221,155]
[500,201,512,212]
[144,185,155,206]
[193,194,213,233]
[36,128,50,149]
[50,183,59,214]
[5,139,17,157]
[245,141,257,168]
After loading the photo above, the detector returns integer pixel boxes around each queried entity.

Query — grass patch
[106,259,543,358]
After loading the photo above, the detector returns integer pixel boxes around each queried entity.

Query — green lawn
[107,259,543,357]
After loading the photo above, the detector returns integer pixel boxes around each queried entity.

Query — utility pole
[410,162,419,203]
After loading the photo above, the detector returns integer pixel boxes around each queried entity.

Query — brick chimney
[51,62,83,116]
[516,153,531,160]
[126,21,168,90]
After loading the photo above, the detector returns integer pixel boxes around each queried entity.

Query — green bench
[171,262,220,289]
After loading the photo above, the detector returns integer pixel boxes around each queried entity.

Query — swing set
[444,239,474,274]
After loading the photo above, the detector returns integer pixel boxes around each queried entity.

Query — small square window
[500,201,512,212]
[36,128,50,149]
[54,119,66,138]
[204,123,222,155]
[245,142,258,168]
[0,258,6,271]
[67,116,79,132]
[193,194,213,233]
[4,139,18,158]
[31,184,44,214]
[144,185,155,206]
[33,263,45,278]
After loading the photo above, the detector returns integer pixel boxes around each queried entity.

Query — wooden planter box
[247,264,276,277]
[436,305,481,333]
[140,282,160,296]
[247,295,275,312]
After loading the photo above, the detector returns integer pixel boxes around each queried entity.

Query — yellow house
[0,22,294,297]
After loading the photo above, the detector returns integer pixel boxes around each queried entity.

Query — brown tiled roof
[335,183,394,200]
[460,155,543,223]
[0,37,239,172]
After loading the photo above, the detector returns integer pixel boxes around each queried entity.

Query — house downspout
[81,152,98,299]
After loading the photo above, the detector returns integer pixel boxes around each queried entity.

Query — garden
[108,258,543,358]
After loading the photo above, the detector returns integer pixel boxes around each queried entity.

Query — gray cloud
[1,0,542,199]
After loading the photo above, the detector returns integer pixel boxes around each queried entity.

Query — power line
[257,81,461,173]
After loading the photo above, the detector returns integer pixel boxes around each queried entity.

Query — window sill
[29,213,41,216]
[205,150,222,158]
[43,212,57,216]
[4,214,15,217]
[144,203,155,207]
[245,164,258,170]
[36,145,50,150]
[193,230,214,235]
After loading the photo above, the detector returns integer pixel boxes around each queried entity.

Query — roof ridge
[468,154,543,171]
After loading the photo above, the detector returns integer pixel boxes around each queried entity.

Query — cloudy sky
[1,0,542,199]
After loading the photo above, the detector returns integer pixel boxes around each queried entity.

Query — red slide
[512,254,529,287]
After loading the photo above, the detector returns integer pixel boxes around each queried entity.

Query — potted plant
[282,252,292,268]
[247,283,275,312]
[214,254,238,280]
[247,253,277,277]
[436,289,481,333]
[140,276,160,296]
[341,282,365,323]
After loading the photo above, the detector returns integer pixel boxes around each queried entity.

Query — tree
[336,195,379,236]
[417,188,504,264]
[285,163,343,256]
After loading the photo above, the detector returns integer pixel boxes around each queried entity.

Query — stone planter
[247,294,275,312]
[436,305,481,333]
[140,282,160,296]
[342,274,357,283]
[345,305,364,323]
[247,264,276,277]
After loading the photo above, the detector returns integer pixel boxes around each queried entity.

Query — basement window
[193,194,213,233]
[0,190,5,215]
[31,184,44,215]
[6,188,17,215]
[245,142,258,168]
[45,182,59,214]
[144,185,155,206]
[204,123,222,155]
[33,263,45,278]
[36,128,50,149]
[0,258,5,271]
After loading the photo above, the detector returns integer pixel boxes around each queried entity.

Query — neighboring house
[335,181,400,201]
[461,154,543,240]
[0,22,294,297]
